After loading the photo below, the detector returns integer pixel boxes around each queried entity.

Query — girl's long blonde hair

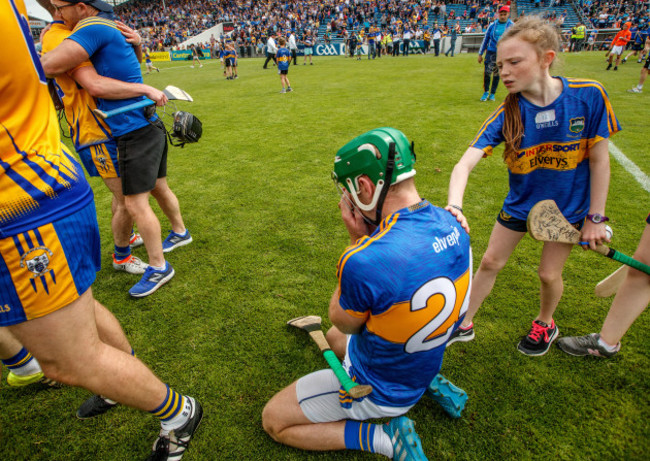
[500,16,561,163]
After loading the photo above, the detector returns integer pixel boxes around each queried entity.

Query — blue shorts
[0,202,101,326]
[497,209,585,233]
[77,141,120,179]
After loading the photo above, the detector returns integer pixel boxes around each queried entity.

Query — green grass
[1,52,648,460]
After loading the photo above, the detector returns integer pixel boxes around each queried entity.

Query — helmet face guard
[332,127,416,226]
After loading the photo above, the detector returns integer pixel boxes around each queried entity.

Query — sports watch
[586,213,609,224]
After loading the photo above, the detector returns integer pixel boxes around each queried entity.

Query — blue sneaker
[162,230,192,253]
[488,93,496,101]
[425,373,468,419]
[129,262,175,298]
[383,416,428,461]
[480,92,489,101]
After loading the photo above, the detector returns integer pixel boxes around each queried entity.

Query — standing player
[606,22,632,70]
[277,37,292,93]
[42,0,193,298]
[1,1,202,459]
[478,6,514,101]
[263,128,471,459]
[41,11,148,277]
[144,46,160,73]
[223,40,236,80]
[446,16,619,356]
[190,44,203,68]
[303,30,314,65]
[558,215,650,357]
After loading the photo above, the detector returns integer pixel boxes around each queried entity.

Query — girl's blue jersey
[470,77,620,222]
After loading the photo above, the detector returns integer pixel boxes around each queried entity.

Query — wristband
[448,204,463,213]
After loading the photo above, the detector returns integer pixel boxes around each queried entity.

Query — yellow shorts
[0,202,101,326]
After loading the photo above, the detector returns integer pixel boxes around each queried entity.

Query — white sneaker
[627,87,642,93]
[199,64,203,68]
[190,65,194,68]
[113,254,149,275]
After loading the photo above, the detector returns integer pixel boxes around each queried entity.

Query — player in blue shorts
[263,128,472,460]
[2,2,202,459]
[41,0,193,298]
[446,16,620,356]
[557,214,650,357]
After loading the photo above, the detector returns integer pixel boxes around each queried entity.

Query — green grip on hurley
[610,250,650,275]
[323,349,358,393]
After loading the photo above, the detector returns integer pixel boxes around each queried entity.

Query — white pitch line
[609,141,650,193]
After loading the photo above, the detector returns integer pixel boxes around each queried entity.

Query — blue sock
[2,347,32,369]
[344,421,378,453]
[114,245,131,260]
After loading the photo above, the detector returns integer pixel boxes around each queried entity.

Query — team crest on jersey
[569,117,585,133]
[20,247,53,278]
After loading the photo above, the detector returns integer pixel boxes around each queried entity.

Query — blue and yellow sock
[150,384,191,430]
[114,244,131,260]
[344,421,392,457]
[2,348,41,376]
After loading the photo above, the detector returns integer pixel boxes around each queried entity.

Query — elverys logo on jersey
[569,117,585,133]
[20,247,53,278]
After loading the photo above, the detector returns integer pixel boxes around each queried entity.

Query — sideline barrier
[170,49,211,61]
[149,51,170,62]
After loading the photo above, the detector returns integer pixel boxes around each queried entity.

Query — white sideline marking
[609,141,650,193]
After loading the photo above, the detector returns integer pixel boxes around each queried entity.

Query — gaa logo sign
[315,44,341,56]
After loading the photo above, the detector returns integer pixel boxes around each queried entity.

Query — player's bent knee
[537,268,562,285]
[261,401,283,441]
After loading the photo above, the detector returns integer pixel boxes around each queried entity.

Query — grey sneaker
[446,324,475,346]
[77,395,118,419]
[557,333,620,358]
[147,397,203,461]
[627,87,642,93]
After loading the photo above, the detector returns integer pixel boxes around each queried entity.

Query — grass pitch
[1,52,648,460]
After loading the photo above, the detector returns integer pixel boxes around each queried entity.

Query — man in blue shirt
[477,6,514,101]
[42,0,193,300]
[263,128,471,460]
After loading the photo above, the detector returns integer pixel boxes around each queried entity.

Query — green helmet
[333,127,416,213]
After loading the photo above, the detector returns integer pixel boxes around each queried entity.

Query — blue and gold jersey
[277,47,291,70]
[41,22,112,151]
[338,202,471,407]
[68,16,154,137]
[0,0,92,238]
[470,77,620,222]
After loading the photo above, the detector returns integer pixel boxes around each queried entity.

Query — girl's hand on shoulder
[445,205,470,234]
[580,221,609,250]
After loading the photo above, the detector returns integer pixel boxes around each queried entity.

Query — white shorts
[611,45,624,55]
[296,368,412,423]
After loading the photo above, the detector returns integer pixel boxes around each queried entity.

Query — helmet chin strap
[370,142,396,226]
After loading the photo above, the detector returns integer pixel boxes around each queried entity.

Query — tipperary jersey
[0,0,92,238]
[41,22,112,152]
[338,201,472,407]
[470,77,620,222]
[67,16,154,137]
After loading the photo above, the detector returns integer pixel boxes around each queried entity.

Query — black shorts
[280,69,288,75]
[644,55,650,70]
[632,43,644,51]
[225,58,234,67]
[116,119,168,195]
[497,209,584,233]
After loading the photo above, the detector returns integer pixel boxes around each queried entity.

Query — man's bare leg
[124,192,165,267]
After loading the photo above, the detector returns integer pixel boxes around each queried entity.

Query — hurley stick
[287,315,372,399]
[594,266,628,298]
[527,200,650,276]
